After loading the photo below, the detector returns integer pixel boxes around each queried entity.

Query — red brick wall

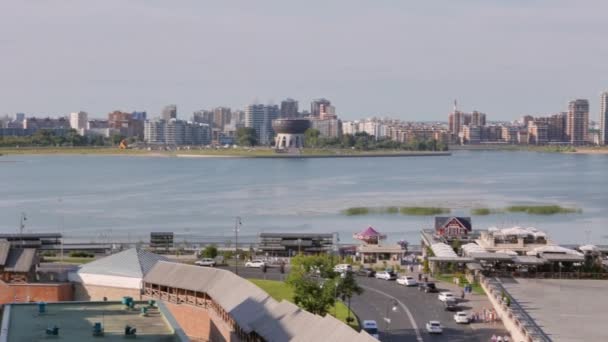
[0,281,73,304]
[163,302,234,342]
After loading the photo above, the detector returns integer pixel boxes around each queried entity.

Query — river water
[1,151,606,245]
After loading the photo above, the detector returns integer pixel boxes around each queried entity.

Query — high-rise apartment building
[161,105,177,121]
[280,98,299,118]
[144,119,211,145]
[600,92,608,145]
[192,110,214,125]
[69,111,88,131]
[213,107,232,131]
[310,99,331,117]
[567,99,589,145]
[471,111,486,127]
[319,104,337,120]
[245,104,279,145]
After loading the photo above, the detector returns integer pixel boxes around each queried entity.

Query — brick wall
[73,283,141,301]
[163,302,235,342]
[0,281,73,304]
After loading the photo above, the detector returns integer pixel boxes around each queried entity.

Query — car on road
[334,264,352,273]
[438,291,456,302]
[375,270,397,280]
[444,299,459,311]
[356,268,376,277]
[245,260,266,268]
[361,320,379,339]
[418,282,437,293]
[453,311,470,324]
[194,258,216,267]
[396,276,417,286]
[425,321,443,334]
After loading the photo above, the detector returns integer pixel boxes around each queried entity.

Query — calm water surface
[1,151,606,244]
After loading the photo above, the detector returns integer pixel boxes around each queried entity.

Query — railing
[486,270,608,280]
[480,275,552,342]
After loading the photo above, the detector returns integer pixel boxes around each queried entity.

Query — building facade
[567,99,589,145]
[69,111,88,131]
[245,104,279,145]
[600,92,608,145]
[144,119,211,145]
[280,98,299,118]
[161,104,177,121]
[310,98,331,117]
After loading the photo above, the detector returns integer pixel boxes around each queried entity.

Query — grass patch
[433,274,485,295]
[506,205,581,215]
[399,207,450,215]
[249,279,359,330]
[43,256,95,264]
[471,208,492,215]
[343,207,371,216]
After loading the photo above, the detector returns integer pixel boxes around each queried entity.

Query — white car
[194,258,216,267]
[375,271,397,280]
[334,264,353,273]
[396,276,417,286]
[426,321,443,334]
[361,320,379,339]
[453,311,470,324]
[438,291,456,302]
[245,260,266,268]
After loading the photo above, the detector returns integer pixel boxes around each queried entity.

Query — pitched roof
[0,240,10,265]
[4,248,37,272]
[435,217,472,231]
[77,248,168,278]
[143,261,377,342]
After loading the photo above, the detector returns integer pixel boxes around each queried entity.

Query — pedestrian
[461,290,465,300]
[503,335,509,342]
[410,265,414,273]
[491,334,497,342]
[418,273,422,281]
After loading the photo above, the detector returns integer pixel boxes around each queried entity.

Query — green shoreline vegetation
[471,205,581,215]
[343,206,450,216]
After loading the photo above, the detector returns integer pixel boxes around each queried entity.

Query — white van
[362,320,379,339]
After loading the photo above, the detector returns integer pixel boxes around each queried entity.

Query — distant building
[212,107,231,131]
[0,239,38,283]
[144,119,210,146]
[600,92,608,145]
[108,111,144,139]
[23,117,70,131]
[280,98,299,118]
[192,110,214,125]
[527,121,548,145]
[257,233,336,257]
[310,117,342,138]
[471,111,486,127]
[353,227,405,268]
[69,111,88,132]
[131,111,147,121]
[460,125,481,144]
[434,217,472,239]
[245,104,279,145]
[161,104,177,121]
[319,104,337,120]
[310,98,331,117]
[567,99,589,145]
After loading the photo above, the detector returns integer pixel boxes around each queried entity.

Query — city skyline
[1,1,607,120]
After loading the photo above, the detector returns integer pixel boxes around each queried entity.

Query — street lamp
[384,299,398,339]
[296,238,302,255]
[234,217,242,275]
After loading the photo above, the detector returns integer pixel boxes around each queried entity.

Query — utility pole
[19,213,27,247]
[234,217,242,275]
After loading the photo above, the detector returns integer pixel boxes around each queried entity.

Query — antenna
[453,99,458,112]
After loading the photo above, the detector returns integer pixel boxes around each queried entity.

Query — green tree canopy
[201,244,218,259]
[286,254,339,316]
[236,127,258,146]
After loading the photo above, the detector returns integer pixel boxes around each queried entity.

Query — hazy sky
[1,1,607,121]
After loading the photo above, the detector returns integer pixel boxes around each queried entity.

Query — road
[218,265,505,341]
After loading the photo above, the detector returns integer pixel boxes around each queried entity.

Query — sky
[0,0,607,121]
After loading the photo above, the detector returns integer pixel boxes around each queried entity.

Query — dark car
[418,282,438,293]
[357,268,376,277]
[444,299,459,311]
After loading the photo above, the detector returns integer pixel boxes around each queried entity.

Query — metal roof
[0,240,10,265]
[512,256,547,265]
[76,248,168,278]
[143,261,376,342]
[470,252,515,261]
[4,248,36,272]
[541,254,585,262]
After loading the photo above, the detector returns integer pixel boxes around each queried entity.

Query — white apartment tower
[70,111,88,132]
[600,92,608,145]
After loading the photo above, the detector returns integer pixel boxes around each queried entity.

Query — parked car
[418,282,437,293]
[361,320,379,339]
[453,311,470,324]
[396,276,417,286]
[444,299,459,311]
[356,268,376,277]
[438,291,456,302]
[333,264,353,273]
[245,260,266,268]
[194,258,216,267]
[426,321,443,334]
[375,271,397,280]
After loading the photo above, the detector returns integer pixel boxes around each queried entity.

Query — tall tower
[280,98,299,118]
[600,92,608,145]
[161,105,177,121]
[567,99,589,145]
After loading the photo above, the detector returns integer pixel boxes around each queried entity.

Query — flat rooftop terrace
[500,278,608,342]
[4,302,178,342]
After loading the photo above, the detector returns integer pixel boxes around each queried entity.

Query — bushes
[69,251,94,258]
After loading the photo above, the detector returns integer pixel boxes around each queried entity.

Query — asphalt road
[218,266,506,341]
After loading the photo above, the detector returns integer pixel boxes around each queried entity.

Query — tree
[304,128,321,148]
[336,271,363,322]
[286,254,339,316]
[236,127,258,146]
[451,239,462,254]
[201,244,218,259]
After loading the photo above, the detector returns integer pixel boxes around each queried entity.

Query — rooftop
[3,301,180,342]
[75,248,168,278]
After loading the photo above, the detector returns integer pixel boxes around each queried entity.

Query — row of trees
[305,129,448,151]
[0,129,128,147]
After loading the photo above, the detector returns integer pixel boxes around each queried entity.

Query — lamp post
[384,299,398,340]
[19,213,27,247]
[297,238,302,255]
[234,217,242,275]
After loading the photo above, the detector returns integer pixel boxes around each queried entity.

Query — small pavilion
[353,227,405,268]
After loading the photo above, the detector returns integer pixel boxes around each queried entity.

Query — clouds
[0,0,606,120]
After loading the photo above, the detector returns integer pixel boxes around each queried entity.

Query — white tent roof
[431,243,458,258]
[492,226,547,238]
[495,249,518,256]
[526,245,583,256]
[461,243,486,255]
[579,245,598,252]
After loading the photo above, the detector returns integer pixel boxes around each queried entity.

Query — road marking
[361,285,424,342]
